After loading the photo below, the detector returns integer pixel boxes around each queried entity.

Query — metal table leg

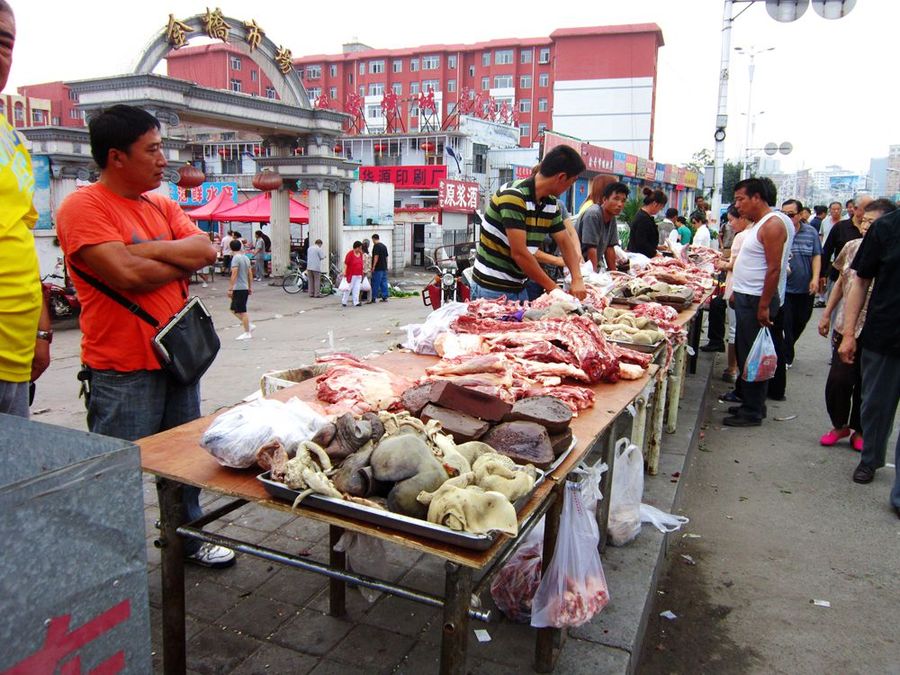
[666,344,687,434]
[328,525,347,617]
[647,372,668,475]
[440,562,474,675]
[155,478,187,675]
[535,480,565,672]
[631,381,651,455]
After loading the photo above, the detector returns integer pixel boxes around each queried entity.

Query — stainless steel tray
[256,438,576,550]
[608,338,665,354]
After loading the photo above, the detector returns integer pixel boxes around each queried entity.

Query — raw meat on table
[316,353,413,415]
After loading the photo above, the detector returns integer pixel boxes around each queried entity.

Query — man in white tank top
[724,178,794,426]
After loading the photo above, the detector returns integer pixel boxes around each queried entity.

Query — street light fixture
[735,46,775,179]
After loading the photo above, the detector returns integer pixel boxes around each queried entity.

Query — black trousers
[706,296,727,347]
[782,292,815,365]
[733,292,783,419]
[825,332,862,431]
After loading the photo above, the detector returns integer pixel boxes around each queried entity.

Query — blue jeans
[372,269,389,300]
[860,349,900,509]
[0,380,29,418]
[87,369,204,553]
[470,280,529,302]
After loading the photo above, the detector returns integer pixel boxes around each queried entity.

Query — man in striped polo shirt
[471,145,586,302]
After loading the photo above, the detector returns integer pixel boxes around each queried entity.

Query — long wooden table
[141,302,706,674]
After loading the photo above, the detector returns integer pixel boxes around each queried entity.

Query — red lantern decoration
[252,170,283,192]
[373,143,386,153]
[176,164,205,189]
[254,145,261,156]
[420,141,435,152]
[334,143,343,154]
[218,148,226,157]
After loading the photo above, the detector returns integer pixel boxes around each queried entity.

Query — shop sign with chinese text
[168,181,238,206]
[360,165,447,189]
[439,179,479,212]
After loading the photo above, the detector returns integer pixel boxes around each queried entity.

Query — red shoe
[851,433,863,452]
[820,428,851,446]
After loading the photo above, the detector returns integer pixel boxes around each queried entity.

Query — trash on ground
[774,415,797,421]
[474,629,492,642]
[660,610,677,620]
[811,599,831,608]
[683,533,701,539]
[680,554,696,565]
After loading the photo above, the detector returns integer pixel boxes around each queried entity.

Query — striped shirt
[472,177,565,292]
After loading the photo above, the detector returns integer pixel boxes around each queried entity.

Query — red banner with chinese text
[359,165,447,189]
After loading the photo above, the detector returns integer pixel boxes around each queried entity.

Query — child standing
[228,239,253,340]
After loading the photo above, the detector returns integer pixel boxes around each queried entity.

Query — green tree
[721,161,743,204]
[686,148,713,175]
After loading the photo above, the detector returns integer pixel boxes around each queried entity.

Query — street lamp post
[735,46,774,179]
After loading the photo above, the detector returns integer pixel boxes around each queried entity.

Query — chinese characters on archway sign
[439,179,479,213]
[359,165,447,190]
[168,181,238,206]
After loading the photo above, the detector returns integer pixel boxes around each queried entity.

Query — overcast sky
[7,0,896,174]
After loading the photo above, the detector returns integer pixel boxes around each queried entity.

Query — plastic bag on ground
[490,518,545,623]
[607,438,644,547]
[531,465,610,628]
[743,327,777,382]
[640,504,689,533]
[400,301,469,355]
[333,532,390,602]
[200,397,328,468]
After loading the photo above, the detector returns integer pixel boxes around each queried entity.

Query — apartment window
[468,65,475,77]
[493,74,513,88]
[410,58,419,72]
[250,70,258,81]
[518,99,531,113]
[422,55,440,70]
[329,86,338,98]
[447,79,456,92]
[482,52,490,66]
[358,85,365,96]
[410,105,419,117]
[391,82,402,95]
[473,143,487,173]
[495,49,513,65]
[538,72,549,87]
[520,74,532,89]
[230,56,241,70]
[392,60,402,73]
[67,89,78,101]
[521,49,533,64]
[367,105,381,119]
[230,79,242,92]
[538,97,548,112]
[306,65,322,79]
[52,116,60,125]
[348,73,354,84]
[422,79,439,92]
[369,60,385,74]
[481,77,489,90]
[447,101,457,115]
[520,124,530,138]
[32,110,44,124]
[539,48,550,64]
[448,55,457,69]
[368,82,385,96]
[330,64,338,77]
[357,63,364,75]
[537,122,547,133]
[264,86,276,99]
[69,108,80,119]
[308,87,322,99]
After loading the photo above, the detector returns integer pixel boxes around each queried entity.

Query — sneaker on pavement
[202,282,208,288]
[186,543,235,569]
[236,332,253,340]
[250,323,257,330]
[719,390,742,404]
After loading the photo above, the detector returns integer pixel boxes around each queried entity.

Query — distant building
[2,90,52,128]
[15,82,83,128]
[887,144,900,198]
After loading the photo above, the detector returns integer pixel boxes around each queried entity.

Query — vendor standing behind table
[628,188,667,259]
[692,214,711,247]
[578,181,629,272]
[471,145,586,302]
[658,208,678,247]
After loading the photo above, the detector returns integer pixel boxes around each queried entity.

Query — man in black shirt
[370,233,390,302]
[838,207,900,517]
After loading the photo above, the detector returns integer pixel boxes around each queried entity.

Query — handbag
[360,276,372,293]
[70,264,220,386]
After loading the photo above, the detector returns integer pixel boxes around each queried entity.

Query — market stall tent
[211,192,310,223]
[186,189,234,221]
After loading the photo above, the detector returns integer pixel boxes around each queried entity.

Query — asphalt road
[638,308,900,674]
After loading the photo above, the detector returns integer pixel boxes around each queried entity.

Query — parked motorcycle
[421,244,473,309]
[42,257,81,321]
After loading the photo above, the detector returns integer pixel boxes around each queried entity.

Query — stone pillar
[329,190,345,269]
[263,135,296,277]
[307,184,330,267]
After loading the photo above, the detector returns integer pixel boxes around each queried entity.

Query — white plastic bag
[607,438,644,547]
[490,518,545,623]
[360,276,372,292]
[200,397,328,468]
[743,327,777,382]
[338,277,350,292]
[640,504,689,533]
[530,471,610,628]
[333,532,390,602]
[400,301,469,355]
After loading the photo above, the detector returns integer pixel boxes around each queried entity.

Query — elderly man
[781,198,822,367]
[723,178,794,427]
[0,0,51,417]
[471,145,586,302]
[838,207,900,519]
[57,105,234,568]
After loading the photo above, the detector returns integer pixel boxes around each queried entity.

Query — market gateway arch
[67,10,357,274]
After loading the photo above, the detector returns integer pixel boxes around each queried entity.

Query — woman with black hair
[628,188,667,259]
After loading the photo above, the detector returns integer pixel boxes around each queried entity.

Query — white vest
[732,210,794,302]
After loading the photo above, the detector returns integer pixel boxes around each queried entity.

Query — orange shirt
[57,183,202,371]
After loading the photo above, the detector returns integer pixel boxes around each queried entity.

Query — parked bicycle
[282,251,335,296]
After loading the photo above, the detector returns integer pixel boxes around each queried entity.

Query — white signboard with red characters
[439,179,480,213]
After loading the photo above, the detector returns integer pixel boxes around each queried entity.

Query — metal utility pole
[736,46,774,179]
[710,0,734,229]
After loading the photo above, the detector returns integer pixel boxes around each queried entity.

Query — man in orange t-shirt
[57,105,233,569]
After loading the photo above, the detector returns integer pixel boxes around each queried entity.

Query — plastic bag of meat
[743,327,777,382]
[490,518,545,623]
[200,397,328,468]
[607,438,644,546]
[401,301,469,355]
[531,466,610,628]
